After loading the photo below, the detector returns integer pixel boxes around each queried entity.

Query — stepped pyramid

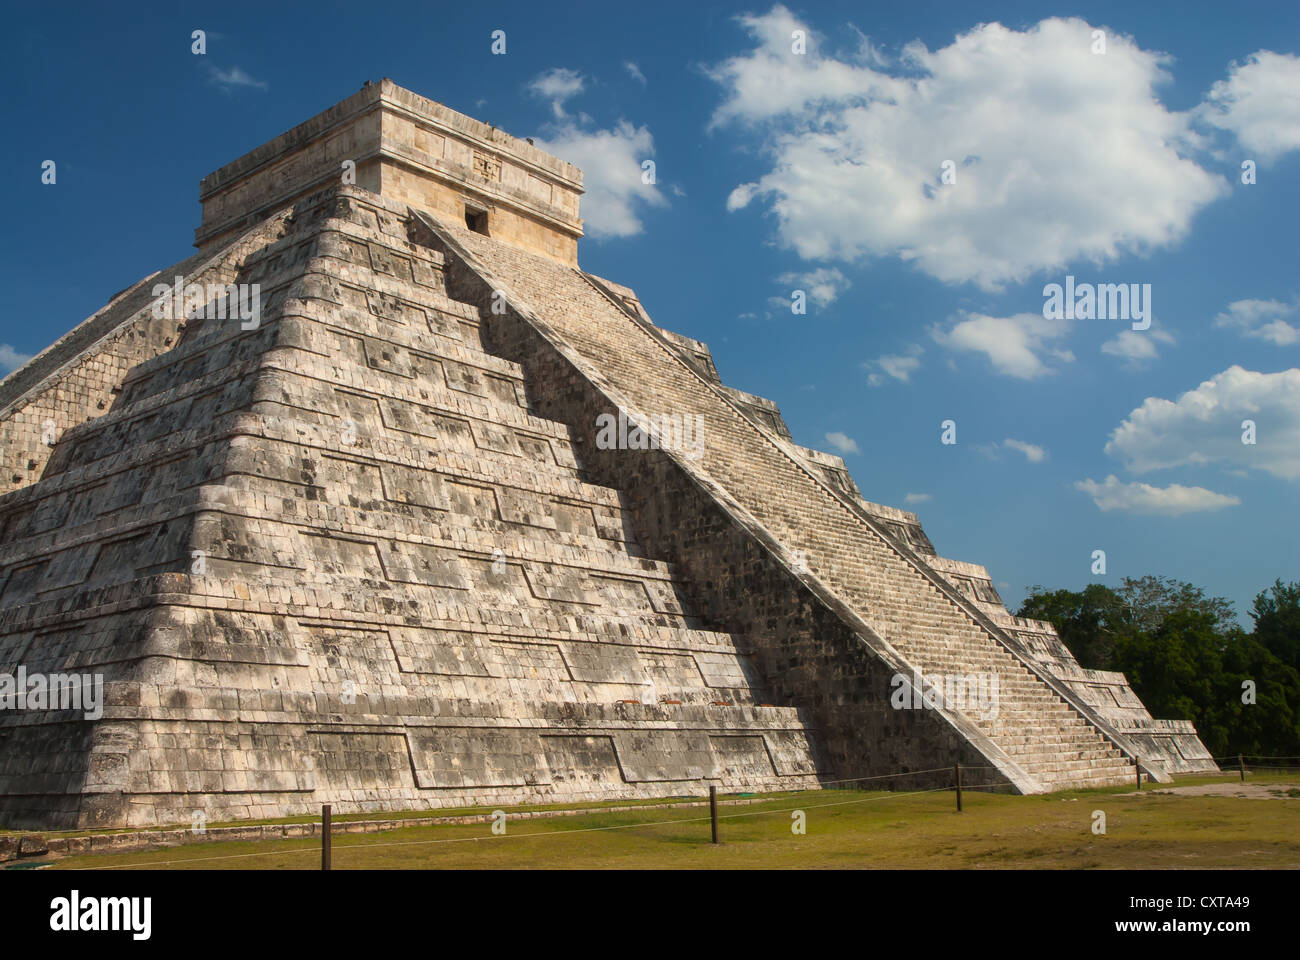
[0,81,1214,829]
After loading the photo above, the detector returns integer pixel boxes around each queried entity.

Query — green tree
[1111,608,1220,733]
[1114,575,1237,635]
[1212,633,1300,759]
[1250,579,1300,675]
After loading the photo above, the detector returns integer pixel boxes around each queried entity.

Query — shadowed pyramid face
[0,84,1214,832]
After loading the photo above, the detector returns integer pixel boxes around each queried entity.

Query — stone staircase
[428,215,1138,792]
[894,631,1131,789]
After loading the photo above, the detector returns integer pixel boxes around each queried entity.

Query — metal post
[709,786,718,844]
[322,804,332,871]
[1239,754,1246,782]
[955,763,962,812]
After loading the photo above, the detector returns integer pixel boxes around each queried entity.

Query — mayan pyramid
[0,81,1215,829]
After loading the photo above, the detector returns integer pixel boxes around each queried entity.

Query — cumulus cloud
[1003,438,1047,463]
[864,344,923,386]
[1101,326,1177,365]
[709,8,1229,290]
[1213,299,1300,346]
[824,431,860,455]
[528,67,585,119]
[527,68,666,240]
[778,267,849,307]
[904,492,932,504]
[534,121,667,239]
[1105,365,1300,480]
[1199,52,1300,164]
[930,312,1072,379]
[208,66,268,92]
[726,182,759,212]
[1075,475,1240,515]
[0,343,34,375]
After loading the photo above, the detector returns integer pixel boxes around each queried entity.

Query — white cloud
[528,68,585,119]
[824,431,860,455]
[904,492,932,504]
[778,267,849,307]
[534,121,667,239]
[208,66,268,92]
[978,438,1048,462]
[1199,51,1300,164]
[0,343,33,375]
[624,61,647,86]
[527,68,665,240]
[1075,475,1240,515]
[1213,299,1300,346]
[709,9,1228,290]
[930,312,1072,379]
[864,344,923,386]
[1003,438,1047,463]
[727,182,760,212]
[1105,365,1300,480]
[1101,326,1176,365]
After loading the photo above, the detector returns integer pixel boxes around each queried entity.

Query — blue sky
[1,1,1297,622]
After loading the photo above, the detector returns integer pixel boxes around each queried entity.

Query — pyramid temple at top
[0,80,1216,829]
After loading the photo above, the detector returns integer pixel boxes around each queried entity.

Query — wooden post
[321,804,332,871]
[1135,758,1142,790]
[709,786,718,844]
[955,763,962,812]
[1239,754,1246,782]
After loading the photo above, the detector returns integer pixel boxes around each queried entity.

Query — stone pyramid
[0,81,1214,829]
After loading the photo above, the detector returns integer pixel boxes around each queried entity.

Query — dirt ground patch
[1142,782,1300,799]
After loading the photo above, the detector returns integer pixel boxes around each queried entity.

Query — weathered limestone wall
[196,80,583,264]
[195,101,384,253]
[0,217,289,497]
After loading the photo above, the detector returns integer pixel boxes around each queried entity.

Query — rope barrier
[814,766,958,786]
[1211,754,1300,761]
[69,758,1300,870]
[81,785,963,870]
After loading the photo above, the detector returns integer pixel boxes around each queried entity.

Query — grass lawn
[44,772,1300,870]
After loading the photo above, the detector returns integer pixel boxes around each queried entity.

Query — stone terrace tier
[0,190,822,828]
